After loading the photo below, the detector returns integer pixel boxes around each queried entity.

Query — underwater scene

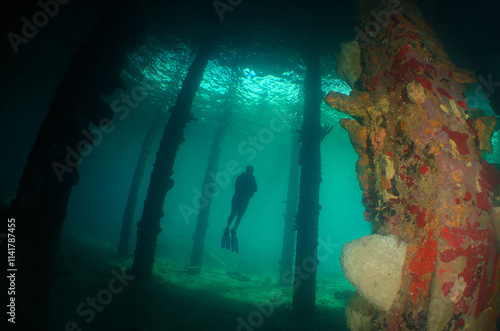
[1,0,500,330]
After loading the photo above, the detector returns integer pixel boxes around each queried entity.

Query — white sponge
[340,234,407,311]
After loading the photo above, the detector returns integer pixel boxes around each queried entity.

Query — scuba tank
[233,172,243,190]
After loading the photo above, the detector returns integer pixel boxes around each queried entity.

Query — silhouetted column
[0,1,141,329]
[279,132,300,281]
[292,32,322,317]
[117,111,162,257]
[188,114,228,274]
[131,33,216,279]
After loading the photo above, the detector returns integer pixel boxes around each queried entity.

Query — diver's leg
[226,214,236,229]
[233,199,249,231]
[226,195,239,229]
[226,213,236,229]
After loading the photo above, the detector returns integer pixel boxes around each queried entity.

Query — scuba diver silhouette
[221,165,257,253]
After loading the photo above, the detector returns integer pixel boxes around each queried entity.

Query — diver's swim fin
[221,228,230,250]
[231,228,238,253]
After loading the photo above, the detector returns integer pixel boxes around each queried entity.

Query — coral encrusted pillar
[117,110,162,257]
[292,29,323,317]
[279,132,300,282]
[188,112,228,274]
[326,1,500,329]
[131,32,216,279]
[3,1,140,328]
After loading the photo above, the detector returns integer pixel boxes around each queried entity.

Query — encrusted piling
[279,132,300,281]
[188,111,228,274]
[293,29,323,317]
[118,110,162,257]
[327,1,500,329]
[4,2,140,328]
[131,33,216,278]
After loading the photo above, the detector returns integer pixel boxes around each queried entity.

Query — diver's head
[245,165,254,175]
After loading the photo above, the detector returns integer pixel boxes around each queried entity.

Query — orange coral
[474,116,497,154]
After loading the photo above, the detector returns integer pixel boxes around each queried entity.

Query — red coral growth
[457,100,467,108]
[466,118,475,133]
[440,226,465,248]
[464,192,472,201]
[462,243,497,317]
[437,87,452,99]
[442,281,454,297]
[480,160,500,190]
[456,299,469,314]
[442,127,470,155]
[455,198,460,204]
[448,71,453,78]
[363,210,372,222]
[397,45,410,59]
[474,161,500,212]
[404,204,427,228]
[400,173,415,188]
[476,171,493,211]
[416,210,426,228]
[390,57,421,90]
[440,247,464,262]
[406,204,420,214]
[408,230,437,302]
[440,220,497,317]
[420,164,429,174]
[475,191,491,211]
[416,77,432,91]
